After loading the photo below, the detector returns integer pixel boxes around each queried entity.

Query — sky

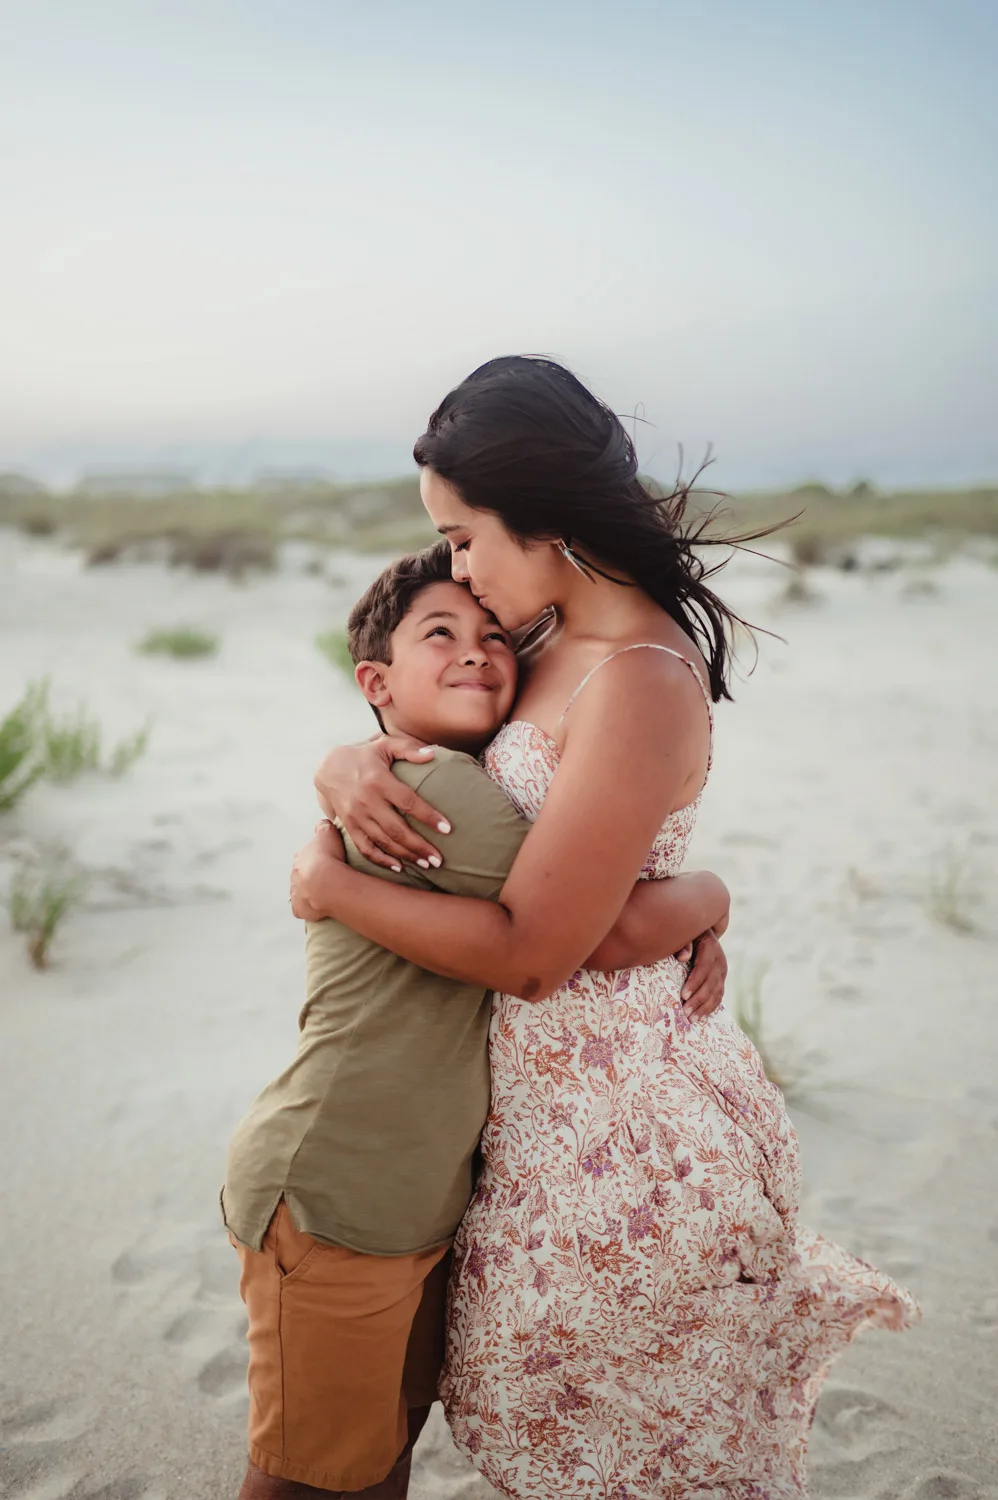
[0,0,995,489]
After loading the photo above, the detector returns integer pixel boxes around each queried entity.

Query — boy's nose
[459,646,489,667]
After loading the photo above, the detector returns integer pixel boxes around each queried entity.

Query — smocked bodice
[482,718,704,880]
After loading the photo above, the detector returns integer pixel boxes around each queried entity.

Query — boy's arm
[585,871,729,970]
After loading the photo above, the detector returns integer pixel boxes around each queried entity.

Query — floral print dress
[440,646,918,1500]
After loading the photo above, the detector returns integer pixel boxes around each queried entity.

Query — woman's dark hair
[414,355,769,702]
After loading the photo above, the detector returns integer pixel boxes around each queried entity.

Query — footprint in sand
[109,1246,191,1293]
[808,1194,923,1282]
[966,1295,998,1333]
[109,1220,248,1410]
[0,1398,163,1500]
[819,1193,858,1217]
[194,1236,237,1300]
[825,982,865,1003]
[814,1385,901,1448]
[809,1445,907,1498]
[809,1383,907,1496]
[0,1400,91,1446]
[899,1476,987,1500]
[196,1346,248,1400]
[68,1483,166,1500]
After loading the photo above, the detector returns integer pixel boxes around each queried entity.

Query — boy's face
[357,580,517,753]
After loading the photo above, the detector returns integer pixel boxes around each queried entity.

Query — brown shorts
[232,1200,451,1491]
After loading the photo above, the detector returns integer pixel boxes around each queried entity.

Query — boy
[222,543,729,1500]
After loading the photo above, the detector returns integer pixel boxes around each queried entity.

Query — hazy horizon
[2,0,996,491]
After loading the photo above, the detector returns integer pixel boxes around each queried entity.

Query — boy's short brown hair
[346,541,456,667]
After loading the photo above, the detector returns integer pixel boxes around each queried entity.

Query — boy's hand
[681,930,728,1020]
[314,736,450,872]
[290,821,346,920]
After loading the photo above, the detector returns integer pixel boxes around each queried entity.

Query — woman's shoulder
[565,636,711,720]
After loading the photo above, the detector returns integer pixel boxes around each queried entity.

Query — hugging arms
[293,647,729,1017]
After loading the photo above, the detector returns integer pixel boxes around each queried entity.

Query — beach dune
[1,528,996,1499]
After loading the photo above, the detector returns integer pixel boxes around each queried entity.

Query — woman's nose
[451,552,470,583]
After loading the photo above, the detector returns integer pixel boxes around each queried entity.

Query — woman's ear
[354,661,392,710]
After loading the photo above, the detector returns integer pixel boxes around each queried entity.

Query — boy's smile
[355,581,517,754]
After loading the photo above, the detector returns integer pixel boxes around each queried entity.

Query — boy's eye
[426,626,453,639]
[484,632,508,644]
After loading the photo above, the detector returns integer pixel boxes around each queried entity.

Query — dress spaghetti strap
[558,643,714,776]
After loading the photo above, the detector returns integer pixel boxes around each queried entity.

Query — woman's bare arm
[584,871,729,970]
[293,652,710,1000]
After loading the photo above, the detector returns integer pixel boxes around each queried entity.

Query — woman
[292,356,917,1497]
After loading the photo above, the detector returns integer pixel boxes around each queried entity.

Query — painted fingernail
[417,858,430,869]
[428,854,442,868]
[417,746,435,755]
[391,864,402,873]
[437,821,451,834]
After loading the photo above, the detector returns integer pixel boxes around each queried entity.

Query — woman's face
[420,468,560,632]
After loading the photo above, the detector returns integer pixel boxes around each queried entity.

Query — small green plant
[732,963,804,1097]
[776,572,822,608]
[137,626,220,659]
[315,629,356,679]
[1,679,151,797]
[39,701,150,782]
[0,682,48,811]
[9,861,87,969]
[788,533,827,568]
[108,720,152,775]
[928,848,978,933]
[40,703,103,780]
[900,575,940,599]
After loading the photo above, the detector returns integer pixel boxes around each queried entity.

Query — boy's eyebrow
[415,607,509,635]
[415,609,460,625]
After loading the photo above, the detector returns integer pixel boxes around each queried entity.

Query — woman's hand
[680,930,728,1020]
[290,820,346,920]
[314,736,450,872]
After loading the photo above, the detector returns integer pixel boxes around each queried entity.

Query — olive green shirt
[221,749,529,1256]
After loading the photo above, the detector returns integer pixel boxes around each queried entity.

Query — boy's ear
[354,660,392,710]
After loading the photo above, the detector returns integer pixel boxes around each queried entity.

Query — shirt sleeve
[392,753,530,901]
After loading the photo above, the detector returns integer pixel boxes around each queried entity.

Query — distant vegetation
[0,473,437,570]
[315,628,355,678]
[137,626,220,659]
[716,480,998,557]
[1,471,996,569]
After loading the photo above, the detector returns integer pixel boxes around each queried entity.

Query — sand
[1,526,996,1500]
